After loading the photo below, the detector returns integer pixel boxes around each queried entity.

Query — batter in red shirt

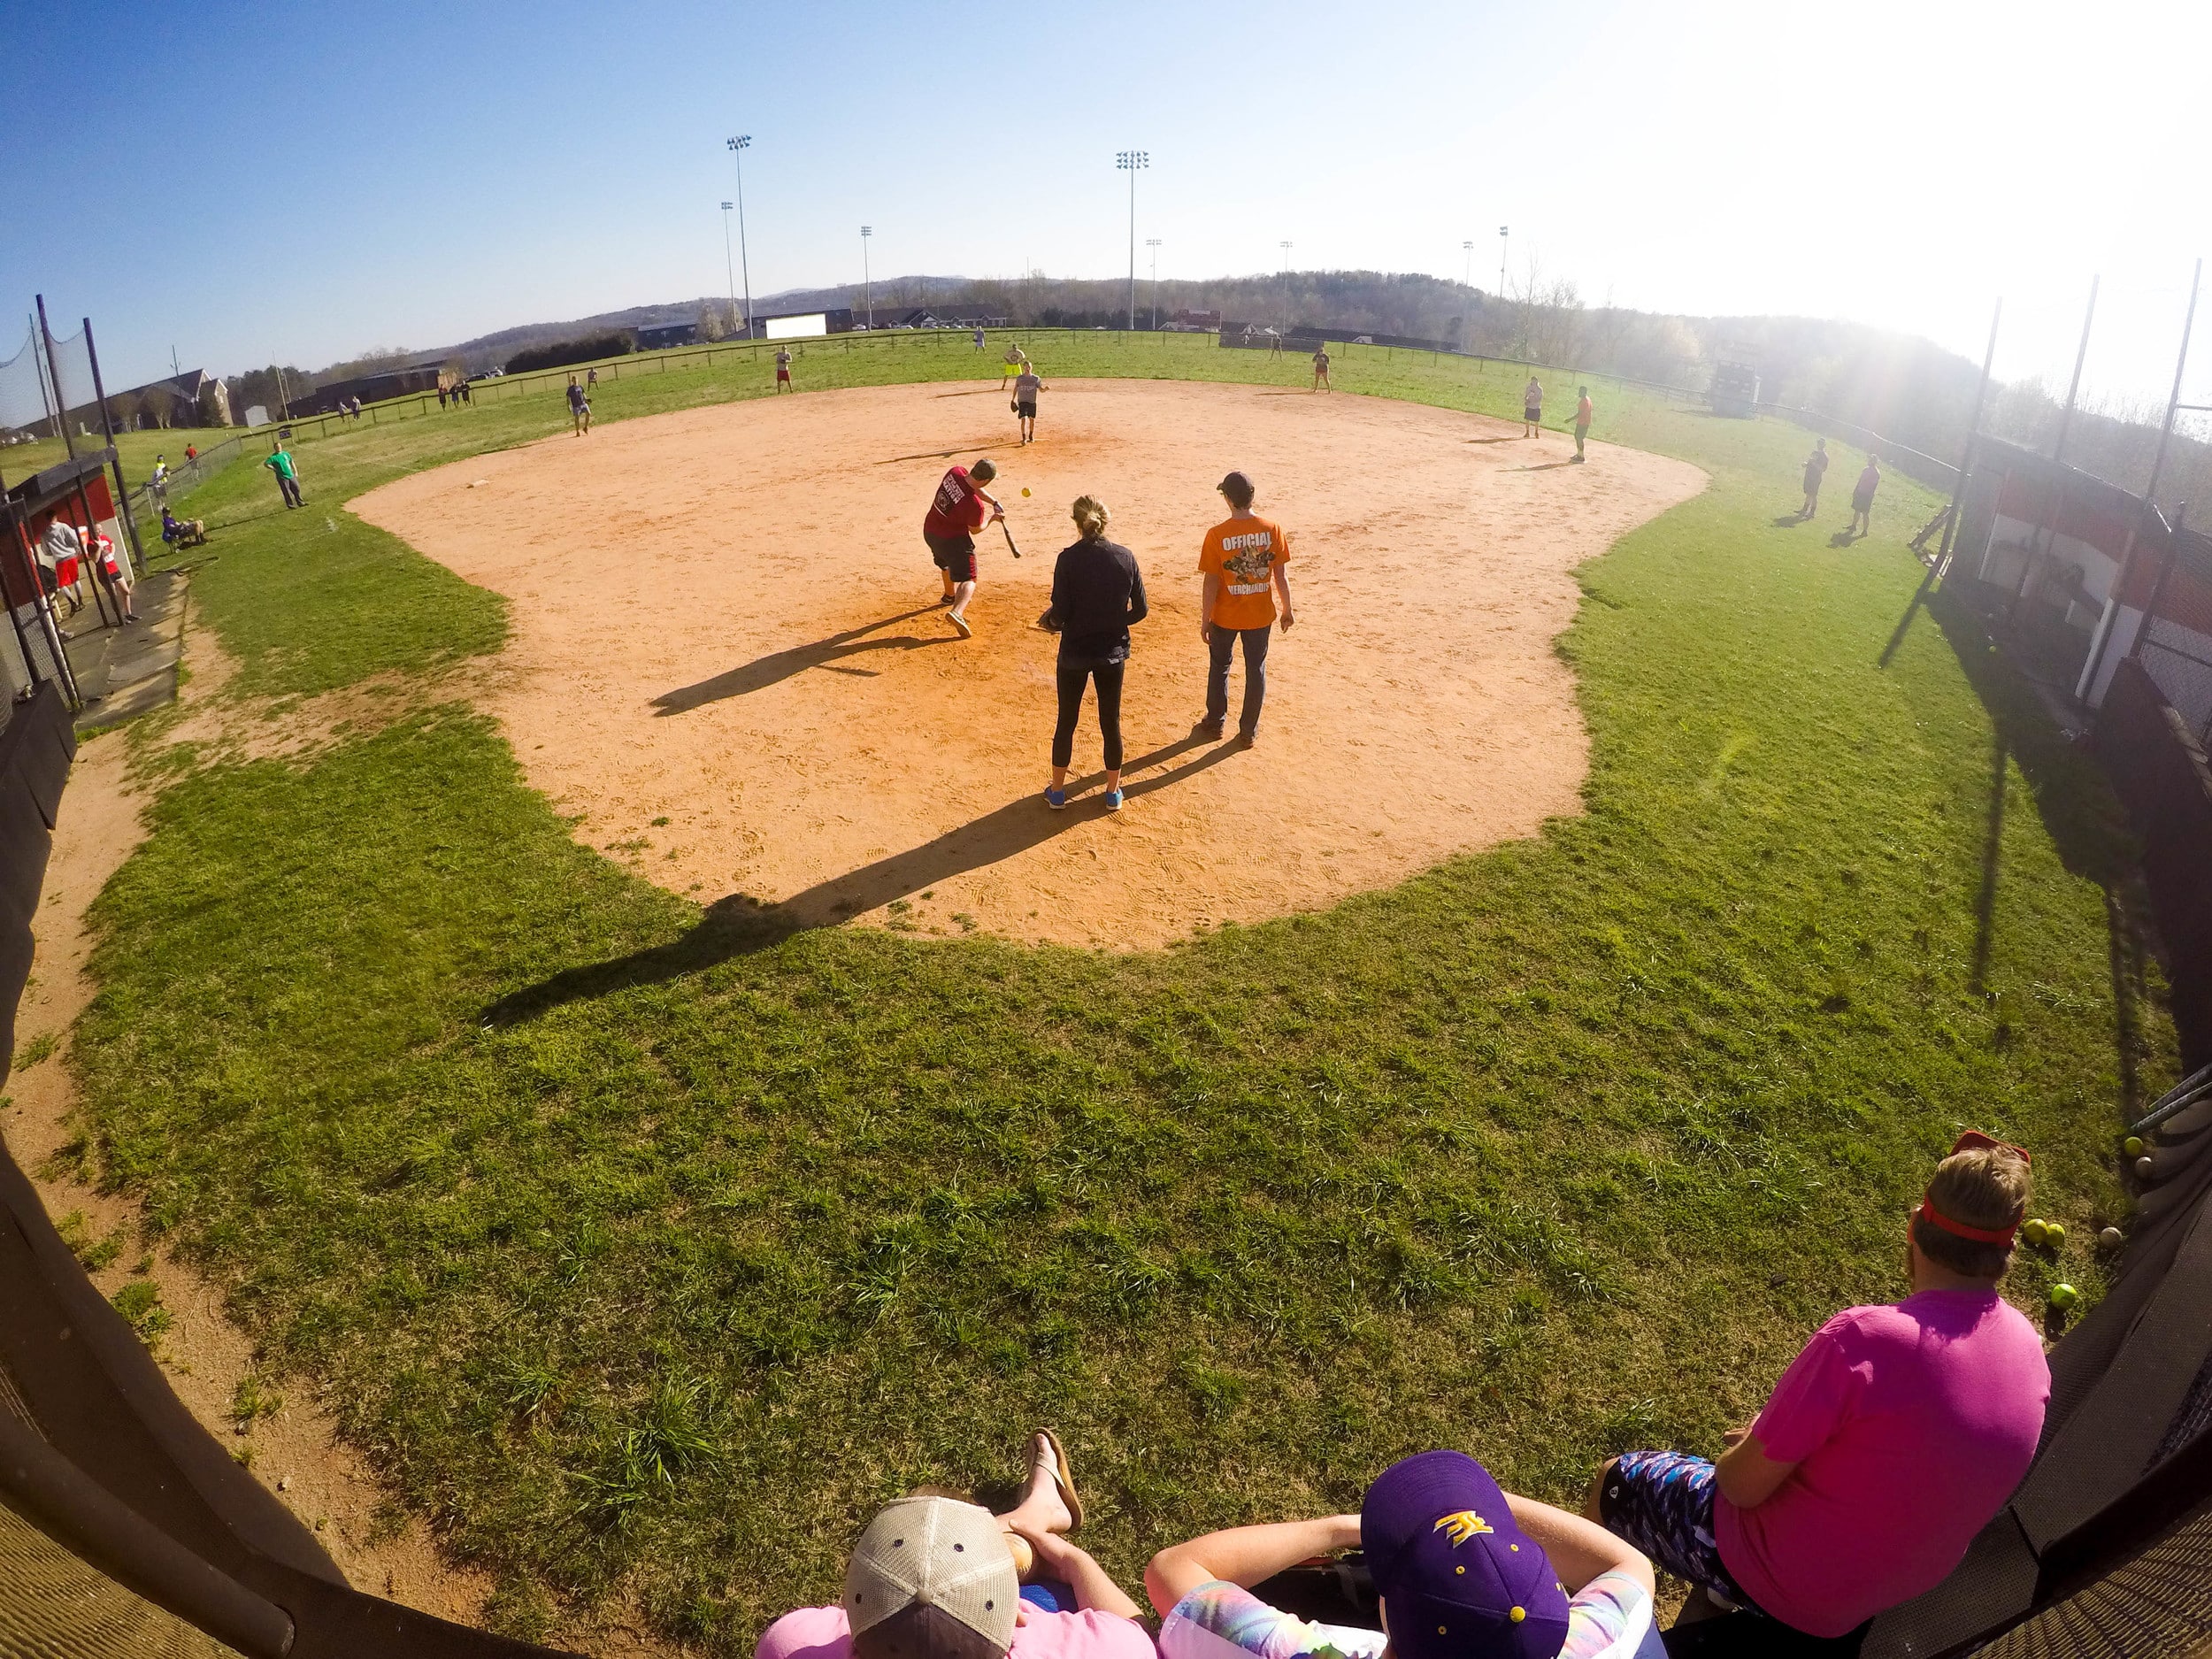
[922,457,1002,638]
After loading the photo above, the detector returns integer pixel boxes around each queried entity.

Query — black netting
[0,323,56,434]
[45,327,98,424]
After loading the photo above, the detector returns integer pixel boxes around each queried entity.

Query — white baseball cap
[843,1496,1018,1659]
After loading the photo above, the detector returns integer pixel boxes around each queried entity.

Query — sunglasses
[1948,1129,2031,1166]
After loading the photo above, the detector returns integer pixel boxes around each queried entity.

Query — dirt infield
[354,379,1703,949]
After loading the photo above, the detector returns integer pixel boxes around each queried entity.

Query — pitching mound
[353,379,1703,949]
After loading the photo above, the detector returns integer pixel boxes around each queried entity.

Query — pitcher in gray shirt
[1012,366,1047,445]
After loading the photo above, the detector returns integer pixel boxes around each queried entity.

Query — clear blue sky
[5,0,2208,411]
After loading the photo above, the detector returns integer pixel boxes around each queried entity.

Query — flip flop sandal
[1038,1429,1085,1532]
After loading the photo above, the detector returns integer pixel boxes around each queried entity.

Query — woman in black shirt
[1047,495,1148,812]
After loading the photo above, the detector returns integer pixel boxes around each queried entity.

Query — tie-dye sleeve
[1160,1582,1387,1659]
[1558,1571,1654,1659]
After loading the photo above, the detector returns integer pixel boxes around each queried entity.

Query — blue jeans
[1206,624,1271,733]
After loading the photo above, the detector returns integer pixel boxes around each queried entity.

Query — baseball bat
[1000,519,1022,559]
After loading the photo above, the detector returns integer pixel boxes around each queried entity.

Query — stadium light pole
[1498,226,1509,296]
[1147,239,1162,330]
[1463,240,1474,289]
[719,203,738,336]
[861,227,873,330]
[1117,150,1148,330]
[725,135,756,338]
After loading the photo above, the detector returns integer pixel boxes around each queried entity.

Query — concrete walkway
[62,566,188,733]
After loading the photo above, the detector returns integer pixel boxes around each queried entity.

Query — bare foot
[997,1432,1074,1538]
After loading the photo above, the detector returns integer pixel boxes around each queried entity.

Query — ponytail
[1071,495,1110,540]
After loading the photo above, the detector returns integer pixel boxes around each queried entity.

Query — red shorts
[776,368,790,382]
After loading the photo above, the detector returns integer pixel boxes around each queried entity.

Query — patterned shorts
[1599,1450,1754,1608]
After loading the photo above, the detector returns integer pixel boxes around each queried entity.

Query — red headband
[1916,1198,2022,1245]
[1918,1131,2032,1246]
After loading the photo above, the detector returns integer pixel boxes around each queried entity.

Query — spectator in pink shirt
[1585,1133,2051,1640]
[756,1432,1150,1659]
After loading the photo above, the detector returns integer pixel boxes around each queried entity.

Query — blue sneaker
[1046,787,1068,810]
[1104,787,1125,813]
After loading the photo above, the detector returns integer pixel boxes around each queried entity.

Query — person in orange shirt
[1195,470,1294,747]
[1573,386,1594,463]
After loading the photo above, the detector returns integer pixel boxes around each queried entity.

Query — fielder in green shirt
[265,444,303,508]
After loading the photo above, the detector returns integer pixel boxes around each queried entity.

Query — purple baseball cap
[1361,1452,1571,1659]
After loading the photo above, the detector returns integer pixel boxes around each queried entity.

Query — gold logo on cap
[1433,1511,1494,1547]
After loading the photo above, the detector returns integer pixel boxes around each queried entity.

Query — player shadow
[879,442,1000,463]
[1878,562,1944,669]
[1465,436,1521,445]
[208,503,304,529]
[1772,511,1814,526]
[1829,527,1865,548]
[651,607,952,714]
[480,733,1237,1024]
[1517,461,1576,472]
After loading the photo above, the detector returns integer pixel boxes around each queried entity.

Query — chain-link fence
[125,432,256,526]
[2131,526,2212,741]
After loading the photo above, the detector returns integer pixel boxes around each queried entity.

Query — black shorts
[926,532,977,583]
[1525,405,1542,423]
[1017,401,1036,419]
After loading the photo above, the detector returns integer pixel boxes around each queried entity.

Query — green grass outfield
[2,426,234,488]
[59,334,2173,1650]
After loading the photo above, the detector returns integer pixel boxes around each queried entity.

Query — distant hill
[243,267,2212,515]
[435,277,977,372]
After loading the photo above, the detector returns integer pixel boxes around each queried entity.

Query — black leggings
[1053,659,1125,771]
